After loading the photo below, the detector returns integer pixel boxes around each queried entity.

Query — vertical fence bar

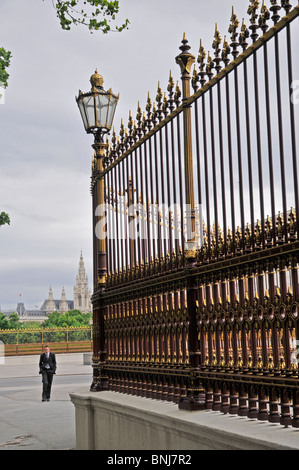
[234,66,245,251]
[138,144,146,265]
[164,122,173,261]
[158,128,167,260]
[242,55,255,250]
[122,158,129,271]
[144,140,151,265]
[274,30,288,243]
[225,72,236,256]
[153,133,161,266]
[108,166,113,276]
[286,20,299,239]
[209,83,219,258]
[176,113,185,264]
[253,49,265,249]
[230,8,245,251]
[170,116,180,262]
[217,76,227,256]
[116,161,123,275]
[202,92,211,259]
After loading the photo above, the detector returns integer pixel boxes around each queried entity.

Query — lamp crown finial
[90,69,104,90]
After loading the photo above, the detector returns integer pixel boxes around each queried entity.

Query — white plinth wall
[70,389,299,450]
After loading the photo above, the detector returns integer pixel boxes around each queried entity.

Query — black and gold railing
[90,1,299,428]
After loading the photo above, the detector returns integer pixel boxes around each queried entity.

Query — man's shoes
[46,398,50,401]
[42,399,46,402]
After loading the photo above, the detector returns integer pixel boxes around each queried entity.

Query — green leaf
[53,0,129,33]
[0,48,12,88]
[0,212,10,226]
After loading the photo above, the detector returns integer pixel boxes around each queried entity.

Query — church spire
[45,285,56,314]
[74,252,91,313]
[59,286,68,313]
[48,285,54,300]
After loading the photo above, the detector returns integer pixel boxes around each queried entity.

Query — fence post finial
[175,33,195,80]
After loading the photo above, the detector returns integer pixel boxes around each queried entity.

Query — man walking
[39,345,57,402]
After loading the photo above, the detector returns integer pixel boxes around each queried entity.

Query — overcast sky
[0,0,292,311]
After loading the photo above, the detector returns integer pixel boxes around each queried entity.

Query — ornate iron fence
[90,1,299,428]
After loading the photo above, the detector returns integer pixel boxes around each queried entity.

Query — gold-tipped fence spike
[239,18,249,49]
[213,24,223,74]
[229,6,240,37]
[197,39,206,70]
[136,101,142,122]
[212,23,222,52]
[229,6,240,59]
[146,92,152,114]
[142,111,147,134]
[174,81,181,107]
[156,82,164,121]
[222,35,231,66]
[133,120,137,140]
[247,0,260,19]
[162,92,169,116]
[206,51,214,79]
[112,127,116,145]
[152,102,157,124]
[121,119,126,140]
[145,93,153,130]
[197,39,207,86]
[247,0,260,42]
[288,207,296,239]
[128,110,133,129]
[259,0,270,33]
[192,65,199,92]
[156,81,163,104]
[168,71,175,111]
[168,70,175,94]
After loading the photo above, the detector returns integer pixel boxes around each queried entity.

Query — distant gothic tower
[73,252,92,313]
[45,286,56,314]
[59,286,69,313]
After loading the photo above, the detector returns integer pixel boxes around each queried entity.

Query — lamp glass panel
[78,99,88,130]
[106,96,118,129]
[83,95,96,128]
[96,93,109,128]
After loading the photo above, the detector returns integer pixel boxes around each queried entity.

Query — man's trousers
[41,370,54,400]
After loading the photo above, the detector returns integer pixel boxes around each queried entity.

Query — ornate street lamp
[76,70,119,142]
[76,69,119,285]
[76,70,119,392]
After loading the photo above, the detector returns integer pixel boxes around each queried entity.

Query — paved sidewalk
[0,353,92,450]
[0,352,91,378]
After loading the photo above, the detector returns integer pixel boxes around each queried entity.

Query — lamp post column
[76,70,118,392]
[93,138,107,286]
[90,136,109,391]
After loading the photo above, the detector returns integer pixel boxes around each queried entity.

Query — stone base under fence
[69,389,299,451]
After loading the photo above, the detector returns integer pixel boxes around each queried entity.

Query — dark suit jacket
[39,352,57,373]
